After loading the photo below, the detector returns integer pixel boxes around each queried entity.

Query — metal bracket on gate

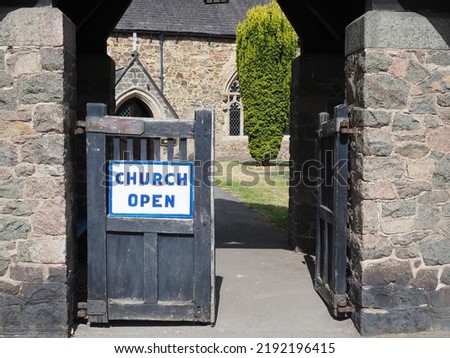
[87,300,107,315]
[337,298,355,315]
[86,116,145,135]
[339,119,358,135]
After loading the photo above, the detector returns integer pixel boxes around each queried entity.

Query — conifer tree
[236,0,297,165]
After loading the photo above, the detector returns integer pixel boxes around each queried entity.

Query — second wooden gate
[85,103,215,324]
[314,104,353,318]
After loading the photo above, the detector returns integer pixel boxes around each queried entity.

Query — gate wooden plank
[113,137,120,160]
[86,115,195,138]
[179,138,187,161]
[167,138,174,161]
[126,138,134,160]
[86,103,109,323]
[143,119,194,138]
[193,109,215,323]
[108,302,195,321]
[140,138,148,160]
[143,233,158,303]
[154,138,161,161]
[332,116,349,294]
[106,217,194,234]
[107,233,144,300]
[158,235,194,302]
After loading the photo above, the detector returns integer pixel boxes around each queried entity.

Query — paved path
[74,188,362,338]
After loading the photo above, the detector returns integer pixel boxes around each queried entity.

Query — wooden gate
[84,103,214,324]
[314,104,353,318]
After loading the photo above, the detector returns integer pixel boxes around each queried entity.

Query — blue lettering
[115,172,124,185]
[126,194,177,209]
[177,173,188,186]
[127,171,137,185]
[165,195,175,208]
[165,173,175,186]
[152,194,162,207]
[139,172,150,185]
[153,173,163,185]
[140,194,150,207]
[128,194,138,207]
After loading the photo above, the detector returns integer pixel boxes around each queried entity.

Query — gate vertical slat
[179,138,187,161]
[140,138,147,160]
[143,232,158,303]
[315,112,327,291]
[167,138,174,161]
[113,137,120,160]
[154,138,161,160]
[86,103,109,323]
[333,105,349,295]
[193,109,215,322]
[126,138,134,160]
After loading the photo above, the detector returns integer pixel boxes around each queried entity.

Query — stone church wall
[107,32,289,161]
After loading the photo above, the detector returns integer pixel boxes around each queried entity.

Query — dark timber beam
[278,0,365,54]
[76,0,131,53]
[0,0,52,6]
[365,0,450,12]
[304,1,341,43]
[56,0,104,30]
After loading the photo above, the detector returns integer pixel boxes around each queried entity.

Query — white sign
[109,161,194,218]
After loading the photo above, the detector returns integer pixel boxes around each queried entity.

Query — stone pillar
[346,11,450,335]
[0,7,76,337]
[288,54,345,253]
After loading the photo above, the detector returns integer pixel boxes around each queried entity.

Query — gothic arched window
[227,79,244,136]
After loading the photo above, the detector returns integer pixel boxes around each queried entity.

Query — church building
[107,0,290,160]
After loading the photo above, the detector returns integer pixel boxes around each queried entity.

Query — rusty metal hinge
[336,299,355,314]
[339,120,358,135]
[77,301,88,319]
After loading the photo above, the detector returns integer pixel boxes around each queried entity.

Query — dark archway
[117,97,154,117]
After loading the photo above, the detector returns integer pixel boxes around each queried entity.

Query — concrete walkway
[74,188,363,338]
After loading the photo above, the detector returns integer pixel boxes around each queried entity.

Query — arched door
[117,97,154,118]
[115,97,154,160]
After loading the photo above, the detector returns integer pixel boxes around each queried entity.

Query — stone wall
[345,11,450,335]
[0,7,76,337]
[288,54,345,252]
[108,33,289,161]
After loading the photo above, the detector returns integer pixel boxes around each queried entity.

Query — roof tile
[115,0,270,37]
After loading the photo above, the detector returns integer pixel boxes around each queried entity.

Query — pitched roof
[115,0,270,37]
[115,52,180,119]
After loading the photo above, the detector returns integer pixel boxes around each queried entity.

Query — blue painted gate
[84,103,215,324]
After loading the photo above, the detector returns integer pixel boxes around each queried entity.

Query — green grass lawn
[214,160,290,231]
